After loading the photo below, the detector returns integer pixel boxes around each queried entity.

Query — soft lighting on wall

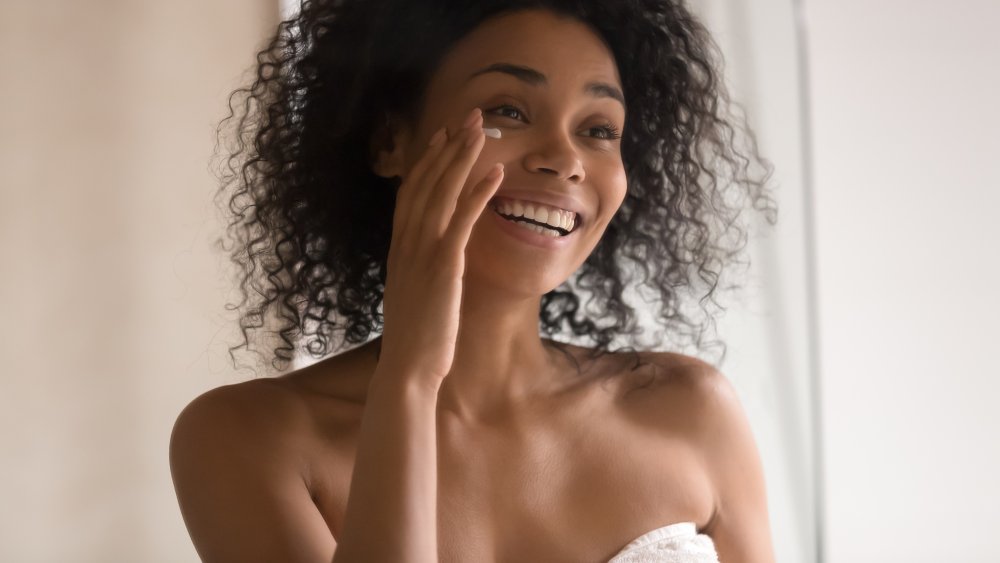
[280,0,300,20]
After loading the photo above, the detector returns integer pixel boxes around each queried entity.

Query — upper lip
[490,190,586,227]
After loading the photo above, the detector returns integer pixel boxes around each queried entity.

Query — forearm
[332,367,441,563]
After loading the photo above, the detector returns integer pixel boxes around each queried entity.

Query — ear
[370,112,413,180]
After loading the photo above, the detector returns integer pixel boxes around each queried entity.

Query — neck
[433,278,577,425]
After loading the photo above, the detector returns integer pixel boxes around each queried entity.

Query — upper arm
[169,382,337,563]
[680,361,776,563]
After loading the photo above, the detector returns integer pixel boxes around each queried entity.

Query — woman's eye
[486,104,524,121]
[588,123,623,140]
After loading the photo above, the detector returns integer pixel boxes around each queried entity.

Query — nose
[521,129,586,183]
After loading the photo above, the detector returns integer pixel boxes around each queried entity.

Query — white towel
[607,522,720,563]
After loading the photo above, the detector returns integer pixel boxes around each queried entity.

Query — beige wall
[807,1,1000,561]
[0,1,276,561]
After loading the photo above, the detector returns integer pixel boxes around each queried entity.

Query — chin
[463,252,570,299]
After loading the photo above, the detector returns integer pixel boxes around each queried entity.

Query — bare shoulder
[634,351,776,562]
[171,337,376,442]
[628,351,758,486]
[553,345,737,441]
[170,377,314,457]
[608,350,720,416]
[609,351,741,474]
[168,377,317,520]
[169,378,340,562]
[645,352,736,413]
[169,349,369,489]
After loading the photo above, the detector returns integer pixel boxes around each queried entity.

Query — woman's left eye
[589,123,622,140]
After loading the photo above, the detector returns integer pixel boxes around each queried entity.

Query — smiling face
[388,9,628,294]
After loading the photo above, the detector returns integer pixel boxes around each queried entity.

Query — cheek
[598,166,629,220]
[611,168,628,202]
[475,140,502,170]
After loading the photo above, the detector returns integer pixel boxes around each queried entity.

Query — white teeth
[513,201,525,217]
[535,207,549,225]
[561,212,574,231]
[523,222,560,237]
[494,199,576,233]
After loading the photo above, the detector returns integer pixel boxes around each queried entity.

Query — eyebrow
[466,62,626,111]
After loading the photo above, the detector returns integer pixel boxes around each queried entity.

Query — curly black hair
[215,0,777,375]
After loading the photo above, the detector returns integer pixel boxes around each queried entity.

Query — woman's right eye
[486,104,526,121]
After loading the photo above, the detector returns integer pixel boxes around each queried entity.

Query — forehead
[428,9,623,96]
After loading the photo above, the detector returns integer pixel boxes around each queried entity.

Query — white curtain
[690,1,819,562]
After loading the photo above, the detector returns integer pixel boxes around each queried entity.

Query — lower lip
[489,208,577,249]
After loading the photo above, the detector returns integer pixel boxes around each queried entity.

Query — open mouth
[492,199,580,238]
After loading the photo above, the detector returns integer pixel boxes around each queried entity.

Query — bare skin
[171,9,774,563]
[171,336,774,562]
[217,337,719,562]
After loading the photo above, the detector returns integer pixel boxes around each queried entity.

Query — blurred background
[1,0,997,561]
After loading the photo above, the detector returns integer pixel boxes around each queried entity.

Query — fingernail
[463,108,482,128]
[428,127,446,147]
[483,127,501,139]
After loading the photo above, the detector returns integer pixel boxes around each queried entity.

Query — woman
[170,0,778,561]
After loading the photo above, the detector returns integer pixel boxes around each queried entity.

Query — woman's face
[400,9,628,294]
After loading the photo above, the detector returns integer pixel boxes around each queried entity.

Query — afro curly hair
[215,0,778,375]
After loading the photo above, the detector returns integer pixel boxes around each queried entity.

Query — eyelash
[485,104,622,141]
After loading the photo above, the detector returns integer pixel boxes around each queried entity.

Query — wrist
[369,362,443,399]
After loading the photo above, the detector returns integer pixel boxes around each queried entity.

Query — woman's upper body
[173,0,778,560]
[171,336,773,562]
